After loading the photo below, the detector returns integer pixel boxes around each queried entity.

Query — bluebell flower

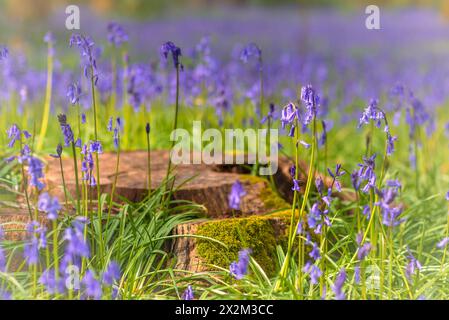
[437,237,449,249]
[228,180,246,210]
[102,261,121,286]
[182,285,194,300]
[39,268,65,295]
[50,144,63,159]
[70,33,99,83]
[23,221,46,266]
[27,157,45,190]
[405,250,422,280]
[315,176,324,195]
[280,102,300,129]
[0,45,8,60]
[230,248,251,280]
[82,270,102,300]
[38,193,61,220]
[67,83,82,105]
[260,103,277,125]
[332,268,347,300]
[303,261,322,285]
[107,22,128,47]
[6,124,22,148]
[358,98,384,129]
[89,141,103,154]
[301,85,319,125]
[292,179,301,192]
[160,41,182,69]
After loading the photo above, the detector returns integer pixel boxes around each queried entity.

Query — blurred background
[2,0,449,65]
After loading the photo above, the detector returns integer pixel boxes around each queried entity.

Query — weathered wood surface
[44,150,289,218]
[0,208,47,241]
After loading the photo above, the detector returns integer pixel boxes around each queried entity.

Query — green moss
[196,211,291,274]
[239,176,289,211]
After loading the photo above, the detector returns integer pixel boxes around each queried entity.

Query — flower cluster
[375,181,405,227]
[70,33,99,84]
[160,41,182,69]
[107,117,122,149]
[23,221,47,266]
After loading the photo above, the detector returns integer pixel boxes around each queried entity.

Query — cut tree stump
[45,150,290,218]
[171,211,292,273]
[0,208,47,241]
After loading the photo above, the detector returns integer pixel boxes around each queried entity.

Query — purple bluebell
[107,22,128,47]
[240,43,261,63]
[145,123,150,134]
[0,45,8,60]
[102,261,121,286]
[437,237,449,249]
[58,114,75,146]
[69,33,98,83]
[50,144,63,159]
[160,41,182,69]
[23,221,46,266]
[376,186,405,227]
[39,268,65,295]
[351,170,361,191]
[230,248,251,280]
[280,102,299,129]
[309,242,321,260]
[332,268,347,300]
[62,217,90,271]
[228,180,246,210]
[260,103,277,125]
[292,179,301,192]
[67,83,82,105]
[107,117,113,132]
[354,265,361,284]
[405,251,422,280]
[358,98,385,129]
[296,221,303,235]
[307,203,330,234]
[27,157,45,190]
[82,270,102,300]
[182,285,194,300]
[303,261,322,285]
[301,85,319,125]
[315,176,324,195]
[89,141,103,154]
[6,124,21,148]
[38,193,61,220]
[0,290,11,300]
[357,154,377,194]
[81,113,86,124]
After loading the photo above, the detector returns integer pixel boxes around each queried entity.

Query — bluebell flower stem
[19,138,32,220]
[36,41,53,151]
[107,136,120,227]
[146,126,152,198]
[165,64,180,193]
[58,157,69,212]
[71,142,81,214]
[440,205,449,272]
[90,67,104,261]
[52,219,59,283]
